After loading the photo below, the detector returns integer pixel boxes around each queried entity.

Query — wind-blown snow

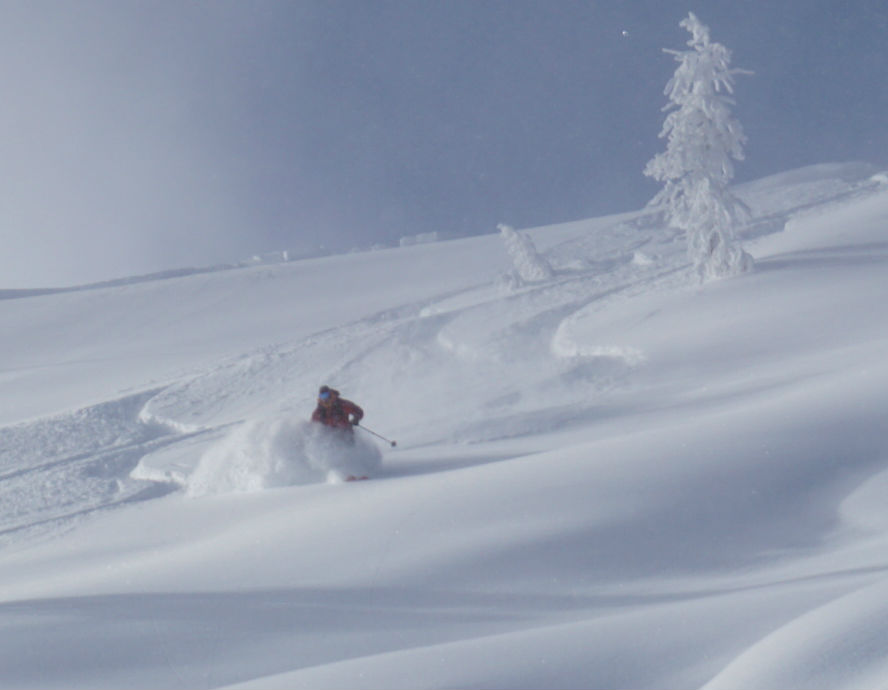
[1,162,887,689]
[186,418,382,495]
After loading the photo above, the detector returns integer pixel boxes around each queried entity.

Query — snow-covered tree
[498,223,553,286]
[644,12,754,281]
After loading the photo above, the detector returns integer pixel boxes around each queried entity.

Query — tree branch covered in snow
[644,12,754,281]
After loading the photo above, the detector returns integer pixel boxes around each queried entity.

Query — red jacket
[312,397,364,429]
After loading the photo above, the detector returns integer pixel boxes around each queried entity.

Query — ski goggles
[318,390,332,401]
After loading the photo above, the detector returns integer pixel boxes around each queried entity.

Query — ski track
[0,390,181,545]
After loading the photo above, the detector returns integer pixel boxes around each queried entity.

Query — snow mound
[185,417,382,496]
[703,578,888,690]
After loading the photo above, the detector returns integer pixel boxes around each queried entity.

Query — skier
[311,385,364,434]
[311,385,368,481]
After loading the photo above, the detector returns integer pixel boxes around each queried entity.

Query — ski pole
[356,424,397,447]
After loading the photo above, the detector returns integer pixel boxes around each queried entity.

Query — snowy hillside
[2,162,888,689]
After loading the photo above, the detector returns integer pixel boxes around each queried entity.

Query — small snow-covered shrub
[499,223,553,286]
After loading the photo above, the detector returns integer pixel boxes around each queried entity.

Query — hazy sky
[1,0,886,288]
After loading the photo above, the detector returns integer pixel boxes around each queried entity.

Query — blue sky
[1,0,886,287]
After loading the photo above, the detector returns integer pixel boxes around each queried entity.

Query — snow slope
[1,162,887,689]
